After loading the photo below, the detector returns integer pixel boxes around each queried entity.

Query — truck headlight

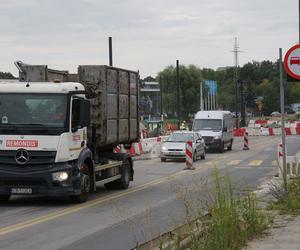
[214,136,221,140]
[52,171,69,182]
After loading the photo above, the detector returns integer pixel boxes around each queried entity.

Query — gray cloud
[0,0,298,77]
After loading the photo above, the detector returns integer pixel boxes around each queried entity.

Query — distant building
[140,81,161,117]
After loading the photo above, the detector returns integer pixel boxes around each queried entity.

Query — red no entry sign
[284,44,300,79]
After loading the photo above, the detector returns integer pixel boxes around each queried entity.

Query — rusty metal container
[78,65,139,150]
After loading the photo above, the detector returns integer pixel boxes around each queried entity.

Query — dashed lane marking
[227,160,242,166]
[204,160,220,166]
[248,160,263,166]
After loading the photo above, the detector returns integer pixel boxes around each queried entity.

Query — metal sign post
[279,48,288,192]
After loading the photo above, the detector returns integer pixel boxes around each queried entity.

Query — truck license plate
[11,188,32,194]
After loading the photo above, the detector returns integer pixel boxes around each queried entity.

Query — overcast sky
[0,0,299,78]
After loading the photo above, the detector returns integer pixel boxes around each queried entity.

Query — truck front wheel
[71,164,91,203]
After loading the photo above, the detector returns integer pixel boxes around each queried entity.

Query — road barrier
[234,126,300,137]
[243,131,249,150]
[184,141,194,170]
[286,157,300,178]
[276,143,299,179]
[113,136,169,159]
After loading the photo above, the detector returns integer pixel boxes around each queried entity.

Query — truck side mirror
[223,127,228,132]
[79,99,90,128]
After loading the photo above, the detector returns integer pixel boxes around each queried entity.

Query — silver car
[161,131,206,162]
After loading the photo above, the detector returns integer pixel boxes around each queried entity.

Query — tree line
[154,60,299,120]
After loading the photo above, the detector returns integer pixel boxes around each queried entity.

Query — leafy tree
[157,65,205,120]
[154,59,299,118]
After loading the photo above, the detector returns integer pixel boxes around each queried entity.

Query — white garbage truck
[0,62,139,203]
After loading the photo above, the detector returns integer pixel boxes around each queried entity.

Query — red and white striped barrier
[113,136,169,158]
[243,131,249,150]
[184,141,195,170]
[234,126,300,137]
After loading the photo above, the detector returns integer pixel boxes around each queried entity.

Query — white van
[192,111,233,153]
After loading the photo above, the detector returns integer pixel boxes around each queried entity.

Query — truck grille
[0,178,48,187]
[0,150,56,171]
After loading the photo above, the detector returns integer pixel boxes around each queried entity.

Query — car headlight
[214,136,221,140]
[161,146,168,151]
[52,171,69,182]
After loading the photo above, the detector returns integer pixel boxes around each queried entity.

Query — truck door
[69,97,87,160]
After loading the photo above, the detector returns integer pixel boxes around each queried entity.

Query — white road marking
[248,160,263,166]
[227,160,242,166]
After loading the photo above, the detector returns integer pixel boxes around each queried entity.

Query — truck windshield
[0,94,67,129]
[193,119,222,131]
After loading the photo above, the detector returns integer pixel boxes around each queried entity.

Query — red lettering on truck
[6,140,38,148]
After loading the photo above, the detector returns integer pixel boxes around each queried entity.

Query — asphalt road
[0,136,299,250]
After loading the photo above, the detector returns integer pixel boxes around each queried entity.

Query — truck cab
[0,63,138,203]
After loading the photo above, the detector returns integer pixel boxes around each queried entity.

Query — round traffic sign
[284,44,300,79]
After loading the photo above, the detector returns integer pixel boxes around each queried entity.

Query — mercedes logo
[15,149,30,165]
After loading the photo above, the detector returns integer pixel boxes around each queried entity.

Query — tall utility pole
[160,76,163,117]
[109,37,113,66]
[232,37,242,128]
[240,80,246,127]
[176,60,180,129]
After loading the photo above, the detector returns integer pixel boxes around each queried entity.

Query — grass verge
[190,170,271,250]
[268,177,300,215]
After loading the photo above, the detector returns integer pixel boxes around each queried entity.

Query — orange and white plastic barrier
[184,141,194,170]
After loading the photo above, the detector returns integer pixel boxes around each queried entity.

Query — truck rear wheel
[105,159,131,190]
[0,195,11,203]
[71,164,91,203]
[118,159,131,189]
